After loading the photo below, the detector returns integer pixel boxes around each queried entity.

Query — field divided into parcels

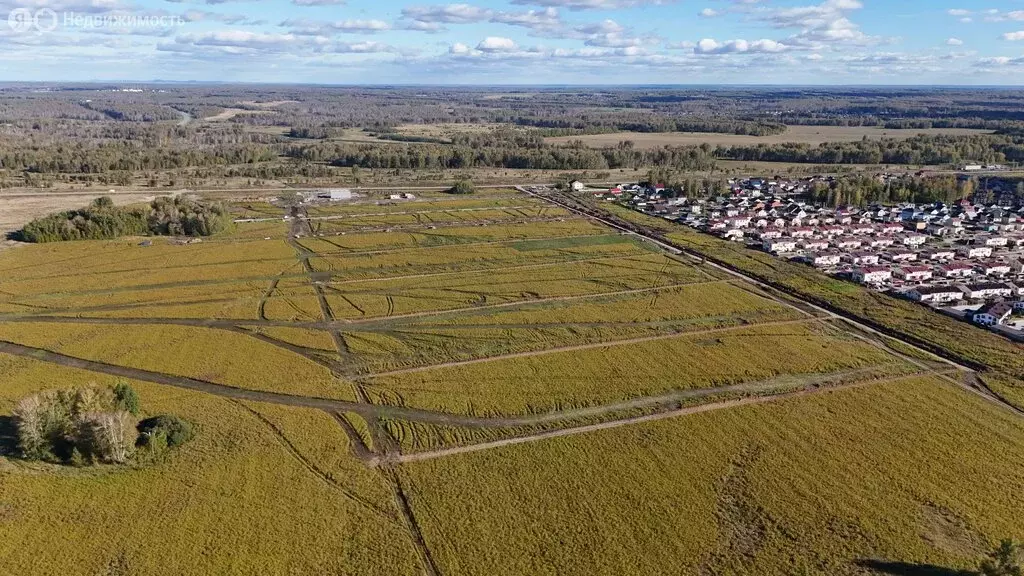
[1,189,1021,575]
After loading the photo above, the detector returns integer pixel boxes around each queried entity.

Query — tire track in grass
[229,399,401,525]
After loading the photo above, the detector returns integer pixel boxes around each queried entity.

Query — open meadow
[1,188,1022,575]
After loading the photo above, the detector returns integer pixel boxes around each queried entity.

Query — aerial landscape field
[2,177,1023,574]
[3,60,1024,573]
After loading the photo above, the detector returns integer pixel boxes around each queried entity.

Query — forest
[1,84,1024,189]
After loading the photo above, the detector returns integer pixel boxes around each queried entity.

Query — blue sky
[2,0,1024,83]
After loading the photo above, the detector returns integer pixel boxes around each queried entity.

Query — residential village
[600,176,1024,341]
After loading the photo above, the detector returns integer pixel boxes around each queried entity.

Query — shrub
[138,415,194,448]
[447,180,475,195]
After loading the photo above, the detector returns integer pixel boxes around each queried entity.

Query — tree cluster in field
[447,180,475,194]
[10,383,194,466]
[18,195,232,242]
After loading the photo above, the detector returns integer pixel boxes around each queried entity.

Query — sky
[2,0,1024,84]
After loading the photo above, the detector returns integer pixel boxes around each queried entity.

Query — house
[723,229,745,240]
[901,234,928,247]
[763,237,798,253]
[800,239,830,251]
[941,262,976,278]
[896,266,933,282]
[959,282,1014,300]
[809,253,841,267]
[820,225,844,237]
[982,236,1009,247]
[869,237,894,249]
[976,262,1011,277]
[843,252,880,266]
[907,285,963,304]
[926,249,956,261]
[758,228,783,239]
[850,224,874,235]
[570,180,586,192]
[790,227,815,238]
[973,301,1013,326]
[959,246,993,259]
[835,238,863,250]
[725,216,751,228]
[852,267,892,284]
[888,250,918,263]
[880,223,904,234]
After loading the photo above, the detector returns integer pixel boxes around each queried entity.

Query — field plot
[302,218,607,254]
[401,377,1024,576]
[307,206,566,234]
[545,125,994,149]
[365,321,916,416]
[336,282,801,374]
[0,322,352,400]
[304,195,544,217]
[0,356,420,575]
[318,253,712,321]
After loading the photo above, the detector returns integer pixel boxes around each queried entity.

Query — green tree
[113,383,140,416]
[980,539,1023,576]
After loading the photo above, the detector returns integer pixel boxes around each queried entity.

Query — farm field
[401,376,1024,576]
[0,356,420,575]
[545,125,994,149]
[1,188,1022,575]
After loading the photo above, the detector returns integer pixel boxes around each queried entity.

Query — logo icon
[7,8,33,32]
[7,7,58,32]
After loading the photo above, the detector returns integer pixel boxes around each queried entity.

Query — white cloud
[476,36,517,51]
[694,38,788,54]
[401,3,491,24]
[946,37,963,46]
[292,0,347,5]
[699,8,718,17]
[400,3,563,33]
[1004,31,1024,41]
[762,0,879,48]
[946,8,970,17]
[509,0,672,11]
[281,18,391,35]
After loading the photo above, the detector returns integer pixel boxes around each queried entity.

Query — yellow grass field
[401,377,1024,576]
[545,126,994,149]
[0,322,353,400]
[366,322,912,416]
[0,356,420,575]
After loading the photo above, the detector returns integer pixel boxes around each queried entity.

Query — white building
[959,246,993,259]
[973,302,1013,326]
[763,238,798,253]
[852,267,892,284]
[941,263,976,278]
[907,286,963,304]
[959,282,1014,300]
[896,266,933,282]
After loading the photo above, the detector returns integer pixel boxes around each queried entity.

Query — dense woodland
[2,84,1024,188]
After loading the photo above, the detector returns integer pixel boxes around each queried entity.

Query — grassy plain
[0,356,420,576]
[366,322,914,416]
[0,322,352,400]
[402,377,1024,576]
[1,189,1021,575]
